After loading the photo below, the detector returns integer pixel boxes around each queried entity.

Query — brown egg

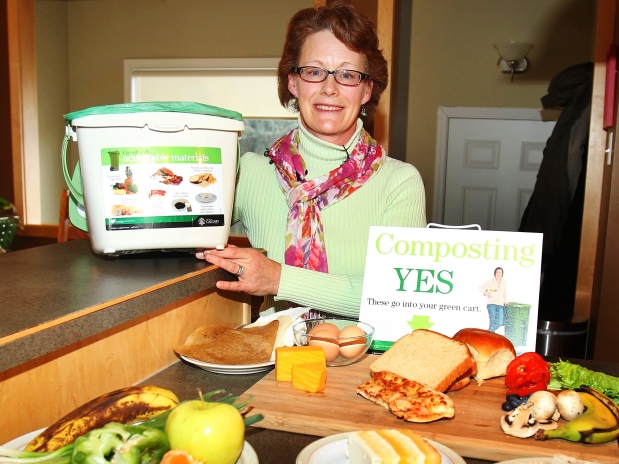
[307,329,340,362]
[338,325,367,359]
[308,323,340,337]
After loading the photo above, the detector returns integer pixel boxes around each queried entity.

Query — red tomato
[506,381,548,397]
[504,352,550,397]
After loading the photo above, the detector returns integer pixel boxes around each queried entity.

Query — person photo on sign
[196,2,426,318]
[478,267,508,334]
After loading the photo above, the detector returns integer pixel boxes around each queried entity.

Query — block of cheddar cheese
[275,346,326,382]
[292,362,327,393]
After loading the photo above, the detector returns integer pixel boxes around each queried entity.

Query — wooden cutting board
[241,354,619,463]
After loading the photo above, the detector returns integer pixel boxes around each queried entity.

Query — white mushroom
[501,406,541,438]
[536,418,558,430]
[557,390,585,421]
[525,390,558,420]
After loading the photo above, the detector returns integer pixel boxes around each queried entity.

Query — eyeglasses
[295,66,371,86]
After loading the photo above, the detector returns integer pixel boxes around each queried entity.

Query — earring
[360,105,367,117]
[291,98,298,111]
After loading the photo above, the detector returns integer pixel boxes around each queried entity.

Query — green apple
[164,400,245,464]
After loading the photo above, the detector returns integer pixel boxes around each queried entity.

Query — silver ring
[236,265,244,277]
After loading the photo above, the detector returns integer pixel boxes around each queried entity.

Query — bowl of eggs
[291,317,374,367]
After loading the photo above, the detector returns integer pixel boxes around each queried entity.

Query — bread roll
[452,328,516,385]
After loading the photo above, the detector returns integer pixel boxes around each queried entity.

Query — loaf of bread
[369,329,476,393]
[452,327,516,385]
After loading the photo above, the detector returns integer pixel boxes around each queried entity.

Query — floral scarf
[268,126,385,272]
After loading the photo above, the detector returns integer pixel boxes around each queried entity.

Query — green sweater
[233,119,426,317]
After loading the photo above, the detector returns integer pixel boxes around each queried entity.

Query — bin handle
[237,140,241,174]
[426,223,481,230]
[147,123,185,132]
[62,125,85,205]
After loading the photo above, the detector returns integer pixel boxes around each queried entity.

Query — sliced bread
[369,329,475,392]
[446,367,475,392]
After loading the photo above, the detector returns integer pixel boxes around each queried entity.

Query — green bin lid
[64,101,243,125]
[506,302,532,309]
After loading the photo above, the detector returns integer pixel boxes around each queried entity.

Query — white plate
[496,458,593,464]
[180,355,275,375]
[2,428,44,449]
[3,428,258,464]
[238,441,259,464]
[196,193,217,203]
[295,432,465,464]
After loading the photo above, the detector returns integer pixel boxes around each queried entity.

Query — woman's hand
[196,245,281,296]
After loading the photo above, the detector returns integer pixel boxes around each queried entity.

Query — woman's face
[495,269,503,279]
[287,30,373,146]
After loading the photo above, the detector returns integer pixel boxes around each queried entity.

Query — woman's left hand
[196,245,281,296]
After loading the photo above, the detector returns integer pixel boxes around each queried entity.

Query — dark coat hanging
[519,62,593,321]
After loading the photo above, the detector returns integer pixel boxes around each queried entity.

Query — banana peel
[535,385,619,444]
[25,385,178,452]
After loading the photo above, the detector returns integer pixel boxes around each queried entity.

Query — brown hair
[277,1,388,119]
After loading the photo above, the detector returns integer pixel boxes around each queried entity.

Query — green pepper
[71,423,169,464]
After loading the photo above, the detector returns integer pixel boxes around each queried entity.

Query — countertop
[0,239,236,372]
[144,357,619,464]
[4,241,619,463]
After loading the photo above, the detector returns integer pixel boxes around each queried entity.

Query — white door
[435,108,558,232]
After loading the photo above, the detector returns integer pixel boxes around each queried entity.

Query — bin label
[100,146,226,230]
[359,226,543,354]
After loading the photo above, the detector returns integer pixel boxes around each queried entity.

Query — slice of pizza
[357,371,455,423]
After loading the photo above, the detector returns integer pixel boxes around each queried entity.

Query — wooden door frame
[594,109,619,360]
[374,0,394,152]
[574,0,616,357]
[313,0,394,151]
[580,0,619,360]
[7,0,40,226]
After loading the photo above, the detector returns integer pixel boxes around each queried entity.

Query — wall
[66,0,310,111]
[34,0,310,224]
[36,1,69,224]
[406,0,597,219]
[33,0,598,224]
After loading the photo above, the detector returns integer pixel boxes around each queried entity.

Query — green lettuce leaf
[549,360,619,405]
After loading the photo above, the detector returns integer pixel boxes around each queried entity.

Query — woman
[478,267,508,333]
[198,2,426,318]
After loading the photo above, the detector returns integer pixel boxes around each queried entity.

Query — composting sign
[359,226,543,354]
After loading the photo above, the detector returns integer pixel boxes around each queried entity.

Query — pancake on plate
[175,320,279,365]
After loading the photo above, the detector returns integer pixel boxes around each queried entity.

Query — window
[124,58,292,119]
